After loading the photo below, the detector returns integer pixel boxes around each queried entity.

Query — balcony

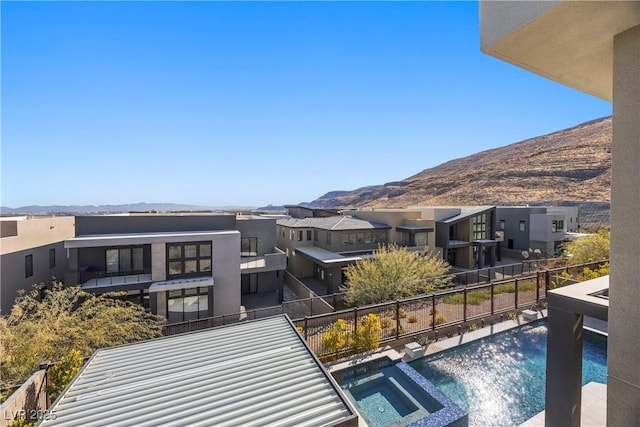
[240,248,287,273]
[67,268,153,290]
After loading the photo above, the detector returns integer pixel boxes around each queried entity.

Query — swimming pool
[409,321,607,427]
[332,357,467,427]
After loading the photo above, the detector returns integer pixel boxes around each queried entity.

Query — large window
[167,242,212,277]
[167,287,209,323]
[241,237,257,257]
[552,220,564,233]
[25,255,33,278]
[472,213,488,240]
[341,231,386,246]
[519,221,526,232]
[106,246,144,275]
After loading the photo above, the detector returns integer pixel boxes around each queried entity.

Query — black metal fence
[292,260,608,359]
[163,260,607,339]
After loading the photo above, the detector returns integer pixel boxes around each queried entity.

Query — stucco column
[609,24,640,425]
[545,307,583,427]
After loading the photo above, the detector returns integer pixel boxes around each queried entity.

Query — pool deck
[519,382,607,427]
[417,310,548,358]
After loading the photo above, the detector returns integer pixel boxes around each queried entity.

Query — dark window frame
[241,237,258,257]
[166,242,212,278]
[25,254,33,278]
[166,287,210,323]
[49,248,56,269]
[106,246,145,276]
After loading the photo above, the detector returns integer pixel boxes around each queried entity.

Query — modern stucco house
[496,205,580,257]
[63,214,286,322]
[0,212,286,321]
[481,2,639,425]
[0,216,76,315]
[277,205,499,293]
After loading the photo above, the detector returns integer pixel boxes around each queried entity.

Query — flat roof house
[0,216,76,315]
[38,315,358,427]
[481,2,639,425]
[64,214,285,322]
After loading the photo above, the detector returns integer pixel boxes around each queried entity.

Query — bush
[398,308,407,319]
[434,314,447,325]
[353,314,382,351]
[494,281,536,294]
[45,349,84,401]
[380,317,394,329]
[408,315,418,323]
[443,290,490,305]
[321,319,350,353]
[443,294,464,305]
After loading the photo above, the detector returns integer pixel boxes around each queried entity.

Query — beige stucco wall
[0,217,76,314]
[0,217,75,255]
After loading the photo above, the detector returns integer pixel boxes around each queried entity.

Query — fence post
[515,278,519,309]
[310,297,314,316]
[304,317,308,340]
[432,294,437,330]
[545,270,550,291]
[536,271,540,302]
[333,293,337,311]
[395,301,400,340]
[354,308,358,333]
[490,282,495,315]
[463,288,468,323]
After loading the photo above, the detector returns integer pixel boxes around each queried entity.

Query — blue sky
[1,1,611,208]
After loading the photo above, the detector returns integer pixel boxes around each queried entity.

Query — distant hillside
[305,116,612,209]
[0,203,255,215]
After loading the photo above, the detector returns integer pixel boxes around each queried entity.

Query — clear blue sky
[1,1,611,208]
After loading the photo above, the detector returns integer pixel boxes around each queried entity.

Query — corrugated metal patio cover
[41,316,355,427]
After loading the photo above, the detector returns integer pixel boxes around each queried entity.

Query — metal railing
[162,260,607,341]
[292,259,607,359]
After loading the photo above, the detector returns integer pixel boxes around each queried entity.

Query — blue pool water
[332,358,445,427]
[409,322,608,427]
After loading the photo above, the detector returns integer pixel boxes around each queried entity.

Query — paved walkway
[519,382,606,427]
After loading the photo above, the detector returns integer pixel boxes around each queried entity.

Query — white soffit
[480,1,640,101]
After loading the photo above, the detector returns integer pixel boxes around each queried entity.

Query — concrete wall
[151,243,166,281]
[211,232,241,316]
[236,216,277,257]
[609,23,640,426]
[530,213,564,241]
[496,207,538,250]
[0,369,47,427]
[0,217,75,314]
[74,214,236,235]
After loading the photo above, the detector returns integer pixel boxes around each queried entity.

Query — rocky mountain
[306,116,612,208]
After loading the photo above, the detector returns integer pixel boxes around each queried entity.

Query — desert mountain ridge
[304,116,612,209]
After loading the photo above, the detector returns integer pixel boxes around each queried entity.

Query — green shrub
[443,293,464,305]
[468,323,478,332]
[494,281,536,294]
[408,315,418,323]
[506,311,517,320]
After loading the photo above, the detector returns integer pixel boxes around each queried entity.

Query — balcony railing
[240,248,287,272]
[77,269,152,289]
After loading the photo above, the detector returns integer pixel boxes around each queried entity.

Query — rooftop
[41,315,357,427]
[277,216,390,231]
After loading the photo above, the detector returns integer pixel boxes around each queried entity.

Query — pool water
[332,358,445,427]
[409,322,608,427]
